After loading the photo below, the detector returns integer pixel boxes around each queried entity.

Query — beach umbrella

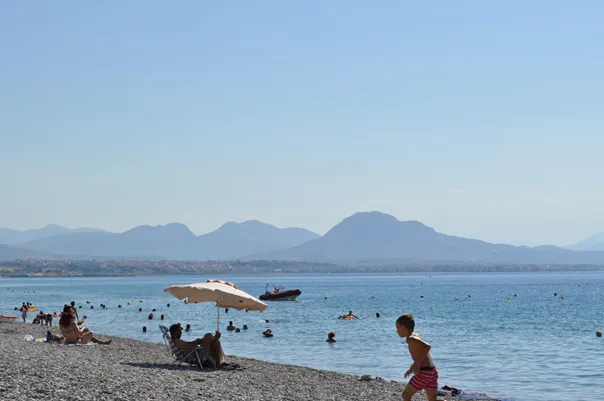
[164,279,267,331]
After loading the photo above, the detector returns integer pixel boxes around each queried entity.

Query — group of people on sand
[32,310,55,326]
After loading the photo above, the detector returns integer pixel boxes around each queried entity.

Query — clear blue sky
[1,1,603,246]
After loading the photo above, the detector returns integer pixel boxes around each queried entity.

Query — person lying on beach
[396,313,438,401]
[169,324,228,369]
[59,312,111,345]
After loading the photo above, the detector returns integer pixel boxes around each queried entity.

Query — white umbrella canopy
[164,279,268,331]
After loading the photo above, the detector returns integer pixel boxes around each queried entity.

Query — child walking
[396,313,439,401]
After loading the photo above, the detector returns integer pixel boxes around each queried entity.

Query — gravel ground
[0,323,466,401]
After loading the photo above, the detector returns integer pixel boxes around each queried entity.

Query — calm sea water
[2,272,603,401]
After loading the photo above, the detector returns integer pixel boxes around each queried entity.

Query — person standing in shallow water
[20,304,27,322]
[396,313,439,401]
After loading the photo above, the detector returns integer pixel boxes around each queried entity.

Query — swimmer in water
[326,331,336,343]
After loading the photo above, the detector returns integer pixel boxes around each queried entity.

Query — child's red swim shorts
[409,367,439,390]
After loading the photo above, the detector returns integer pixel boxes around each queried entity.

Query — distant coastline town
[1,258,602,278]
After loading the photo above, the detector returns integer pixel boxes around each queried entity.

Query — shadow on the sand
[121,362,215,372]
[122,362,243,372]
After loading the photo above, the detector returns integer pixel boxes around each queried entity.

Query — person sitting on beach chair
[59,312,111,345]
[169,324,228,369]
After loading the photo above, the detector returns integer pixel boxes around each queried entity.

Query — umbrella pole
[216,304,220,332]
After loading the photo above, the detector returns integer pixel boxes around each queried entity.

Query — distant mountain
[18,221,320,260]
[0,225,106,245]
[566,233,604,251]
[195,220,320,259]
[244,211,604,264]
[0,244,56,260]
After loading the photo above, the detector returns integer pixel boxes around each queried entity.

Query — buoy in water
[506,297,511,300]
[455,297,459,301]
[127,302,131,305]
[295,300,300,303]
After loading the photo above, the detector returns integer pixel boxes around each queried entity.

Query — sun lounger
[0,315,17,323]
[158,325,203,369]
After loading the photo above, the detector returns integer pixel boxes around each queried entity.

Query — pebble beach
[0,323,466,401]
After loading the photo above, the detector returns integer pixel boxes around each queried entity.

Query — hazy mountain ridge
[566,233,604,251]
[0,225,106,245]
[14,221,320,260]
[4,214,604,264]
[0,244,57,260]
[244,211,604,264]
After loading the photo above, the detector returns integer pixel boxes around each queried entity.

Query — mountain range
[0,221,319,260]
[2,212,604,264]
[245,212,604,264]
[566,233,604,251]
[0,225,105,245]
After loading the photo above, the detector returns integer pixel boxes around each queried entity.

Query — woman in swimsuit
[58,313,111,345]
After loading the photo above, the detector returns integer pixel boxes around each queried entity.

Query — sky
[1,1,603,246]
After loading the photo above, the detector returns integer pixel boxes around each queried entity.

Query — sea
[2,272,603,401]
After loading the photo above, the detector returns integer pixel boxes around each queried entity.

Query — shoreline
[1,322,467,401]
[2,269,604,279]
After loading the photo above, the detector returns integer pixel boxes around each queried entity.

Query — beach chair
[158,325,203,370]
[0,315,17,323]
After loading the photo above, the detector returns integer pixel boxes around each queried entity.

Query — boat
[259,283,301,301]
